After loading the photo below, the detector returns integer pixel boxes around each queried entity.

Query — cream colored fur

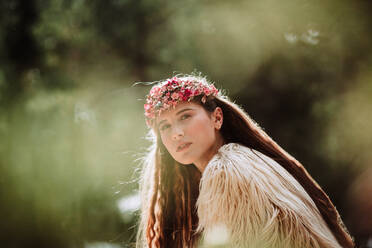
[196,143,341,248]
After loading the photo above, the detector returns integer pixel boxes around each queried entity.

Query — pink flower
[171,92,179,100]
[171,77,178,84]
[150,87,162,98]
[182,89,192,100]
[144,104,151,111]
[163,102,170,109]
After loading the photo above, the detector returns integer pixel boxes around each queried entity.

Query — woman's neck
[194,133,225,173]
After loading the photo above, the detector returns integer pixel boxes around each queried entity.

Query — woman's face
[157,102,223,168]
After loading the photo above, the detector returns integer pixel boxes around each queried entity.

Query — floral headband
[144,76,219,127]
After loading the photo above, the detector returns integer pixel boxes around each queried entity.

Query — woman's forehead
[157,102,200,121]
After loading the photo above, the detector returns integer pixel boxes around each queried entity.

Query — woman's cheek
[186,119,200,137]
[195,115,210,132]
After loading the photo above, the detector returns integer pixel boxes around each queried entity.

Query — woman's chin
[175,157,194,165]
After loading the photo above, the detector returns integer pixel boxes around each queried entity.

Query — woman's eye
[160,124,170,131]
[180,114,191,120]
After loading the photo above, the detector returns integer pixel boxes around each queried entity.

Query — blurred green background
[0,0,371,247]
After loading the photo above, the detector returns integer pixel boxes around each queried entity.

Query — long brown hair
[136,129,202,247]
[136,78,354,248]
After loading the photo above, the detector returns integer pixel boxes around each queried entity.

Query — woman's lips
[177,142,192,152]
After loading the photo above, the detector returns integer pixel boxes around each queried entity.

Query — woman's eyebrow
[158,119,167,126]
[158,108,194,126]
[176,108,194,116]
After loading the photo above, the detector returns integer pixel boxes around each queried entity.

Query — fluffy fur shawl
[196,143,341,248]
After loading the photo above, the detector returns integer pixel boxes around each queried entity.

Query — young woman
[136,75,354,248]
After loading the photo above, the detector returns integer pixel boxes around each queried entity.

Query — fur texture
[196,143,341,248]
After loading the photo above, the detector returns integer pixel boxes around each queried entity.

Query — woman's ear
[212,107,223,130]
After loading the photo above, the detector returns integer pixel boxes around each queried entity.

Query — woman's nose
[172,126,184,140]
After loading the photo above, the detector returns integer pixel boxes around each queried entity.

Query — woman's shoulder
[202,142,304,195]
[204,142,271,174]
[198,143,342,248]
[212,142,270,161]
[216,142,249,153]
